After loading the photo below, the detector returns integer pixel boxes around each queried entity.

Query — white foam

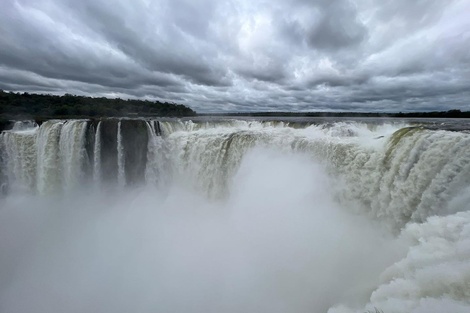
[0,148,405,313]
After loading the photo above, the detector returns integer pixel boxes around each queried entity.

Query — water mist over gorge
[0,118,469,313]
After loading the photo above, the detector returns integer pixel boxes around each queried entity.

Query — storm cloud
[0,0,469,112]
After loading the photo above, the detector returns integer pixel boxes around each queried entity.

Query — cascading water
[145,120,166,187]
[0,117,469,313]
[1,125,38,192]
[117,120,126,187]
[59,120,89,191]
[93,121,102,184]
[36,121,64,195]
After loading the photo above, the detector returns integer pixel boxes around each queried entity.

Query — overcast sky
[1,0,469,112]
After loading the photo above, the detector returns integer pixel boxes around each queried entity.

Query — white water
[145,120,166,187]
[59,120,88,191]
[93,121,102,185]
[0,118,469,313]
[117,120,126,187]
[36,121,64,195]
[1,127,38,192]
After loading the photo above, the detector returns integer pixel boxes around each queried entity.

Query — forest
[0,90,196,120]
[1,90,469,124]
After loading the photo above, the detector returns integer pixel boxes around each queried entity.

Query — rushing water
[0,117,469,313]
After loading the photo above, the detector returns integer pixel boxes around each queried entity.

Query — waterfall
[36,121,63,195]
[93,121,102,185]
[59,120,88,191]
[1,118,469,223]
[144,120,165,186]
[1,118,470,313]
[0,126,38,192]
[340,127,470,227]
[117,120,126,187]
[12,120,38,131]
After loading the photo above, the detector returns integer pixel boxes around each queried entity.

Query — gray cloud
[0,0,469,112]
[305,0,367,50]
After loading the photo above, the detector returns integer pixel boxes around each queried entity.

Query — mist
[0,148,405,313]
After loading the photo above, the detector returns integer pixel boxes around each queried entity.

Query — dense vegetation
[1,90,468,128]
[0,90,196,119]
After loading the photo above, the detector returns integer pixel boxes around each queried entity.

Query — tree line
[1,90,468,122]
[0,90,196,119]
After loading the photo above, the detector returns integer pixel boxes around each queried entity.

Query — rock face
[120,119,148,185]
[99,119,119,184]
[0,120,12,133]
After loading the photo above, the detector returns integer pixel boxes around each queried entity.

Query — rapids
[0,118,469,313]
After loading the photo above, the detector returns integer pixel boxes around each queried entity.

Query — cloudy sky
[1,0,469,112]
